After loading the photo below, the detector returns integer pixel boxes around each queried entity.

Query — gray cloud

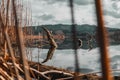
[103,0,120,18]
[21,0,120,28]
[43,0,94,5]
[104,10,120,18]
[111,0,120,1]
[43,0,66,4]
[74,0,94,5]
[36,14,55,21]
[112,1,120,10]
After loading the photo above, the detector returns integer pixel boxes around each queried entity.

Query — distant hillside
[24,24,120,49]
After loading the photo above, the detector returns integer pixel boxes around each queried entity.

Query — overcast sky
[23,0,120,28]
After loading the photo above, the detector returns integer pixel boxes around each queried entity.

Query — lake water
[29,45,120,76]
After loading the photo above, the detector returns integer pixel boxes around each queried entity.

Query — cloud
[30,0,96,25]
[104,15,120,28]
[74,0,94,5]
[44,0,66,4]
[104,10,120,18]
[21,0,120,28]
[44,0,94,5]
[103,0,120,18]
[36,14,55,21]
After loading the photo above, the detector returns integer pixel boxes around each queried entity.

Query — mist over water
[30,45,120,75]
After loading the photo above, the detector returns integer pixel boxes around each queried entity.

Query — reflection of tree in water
[84,33,97,51]
[113,30,120,42]
[55,30,65,44]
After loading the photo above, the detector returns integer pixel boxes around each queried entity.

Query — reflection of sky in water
[30,45,120,75]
